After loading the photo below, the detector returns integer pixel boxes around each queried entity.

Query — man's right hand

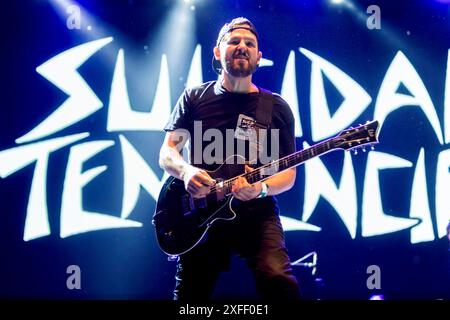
[181,166,215,198]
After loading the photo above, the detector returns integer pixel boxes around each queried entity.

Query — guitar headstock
[333,120,379,153]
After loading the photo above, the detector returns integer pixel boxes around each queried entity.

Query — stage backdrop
[1,0,449,299]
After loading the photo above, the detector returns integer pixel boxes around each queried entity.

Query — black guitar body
[153,159,245,256]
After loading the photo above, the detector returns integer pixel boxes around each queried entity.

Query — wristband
[257,182,268,198]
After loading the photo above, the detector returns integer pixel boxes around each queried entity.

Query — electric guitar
[152,120,380,256]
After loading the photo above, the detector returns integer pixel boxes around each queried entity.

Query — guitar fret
[216,127,373,197]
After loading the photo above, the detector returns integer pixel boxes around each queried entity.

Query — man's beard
[224,57,258,77]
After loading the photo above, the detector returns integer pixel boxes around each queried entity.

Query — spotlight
[330,0,345,4]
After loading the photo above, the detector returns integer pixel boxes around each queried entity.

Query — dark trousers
[173,200,301,301]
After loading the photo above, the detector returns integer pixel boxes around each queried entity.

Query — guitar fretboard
[215,137,337,196]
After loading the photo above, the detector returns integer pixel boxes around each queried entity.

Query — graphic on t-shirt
[234,114,261,164]
[234,114,258,143]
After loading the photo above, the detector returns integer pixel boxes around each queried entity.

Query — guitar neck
[220,137,337,196]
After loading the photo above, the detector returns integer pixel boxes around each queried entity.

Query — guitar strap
[248,87,274,164]
[256,87,274,128]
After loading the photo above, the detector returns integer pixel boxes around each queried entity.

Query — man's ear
[213,46,221,61]
[256,51,262,65]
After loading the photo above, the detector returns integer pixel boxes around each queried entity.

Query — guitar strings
[197,123,375,197]
[206,140,333,195]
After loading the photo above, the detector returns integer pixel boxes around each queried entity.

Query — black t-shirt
[164,81,296,170]
[164,81,296,209]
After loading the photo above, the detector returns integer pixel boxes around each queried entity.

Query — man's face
[215,27,262,78]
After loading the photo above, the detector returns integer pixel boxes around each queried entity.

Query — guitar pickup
[194,197,207,209]
[184,194,207,212]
